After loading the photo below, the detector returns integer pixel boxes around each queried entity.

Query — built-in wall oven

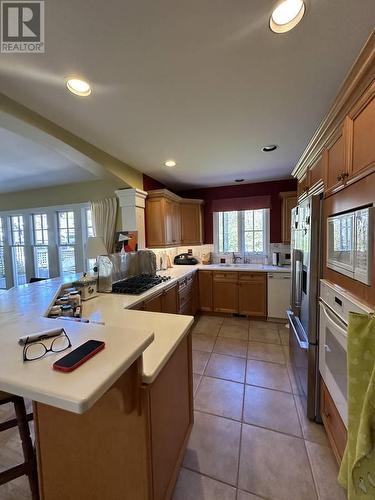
[319,280,373,427]
[327,206,373,285]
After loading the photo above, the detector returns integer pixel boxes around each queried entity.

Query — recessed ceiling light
[235,179,244,183]
[270,0,305,33]
[262,145,278,152]
[66,78,92,97]
[164,160,176,167]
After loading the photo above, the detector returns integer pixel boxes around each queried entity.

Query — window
[10,215,26,285]
[0,218,5,288]
[0,203,92,288]
[32,214,50,278]
[58,211,76,275]
[85,209,96,272]
[215,209,269,255]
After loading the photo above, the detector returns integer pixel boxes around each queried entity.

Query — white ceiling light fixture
[270,0,305,33]
[66,78,92,97]
[164,160,177,167]
[262,144,278,152]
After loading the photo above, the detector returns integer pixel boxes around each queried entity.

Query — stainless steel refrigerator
[287,194,322,421]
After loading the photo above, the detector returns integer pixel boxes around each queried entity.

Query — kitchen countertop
[0,263,288,413]
[0,274,193,413]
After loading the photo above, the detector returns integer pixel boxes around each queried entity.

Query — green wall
[0,179,126,211]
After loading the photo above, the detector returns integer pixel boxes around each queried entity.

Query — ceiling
[0,126,98,193]
[0,0,374,190]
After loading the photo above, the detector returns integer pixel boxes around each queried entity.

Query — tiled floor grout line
[235,323,250,498]
[303,438,320,500]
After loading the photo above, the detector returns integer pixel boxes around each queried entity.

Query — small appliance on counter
[174,253,199,265]
[73,273,98,301]
[272,251,284,267]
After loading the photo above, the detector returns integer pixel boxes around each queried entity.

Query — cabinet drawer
[213,271,238,282]
[238,272,266,282]
[321,381,347,464]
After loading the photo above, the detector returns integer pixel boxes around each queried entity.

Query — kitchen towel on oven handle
[338,311,375,499]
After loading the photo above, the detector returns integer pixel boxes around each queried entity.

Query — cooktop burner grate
[111,274,171,295]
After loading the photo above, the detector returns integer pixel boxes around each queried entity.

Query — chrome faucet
[232,252,242,264]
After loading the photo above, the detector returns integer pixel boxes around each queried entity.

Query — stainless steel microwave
[327,206,373,285]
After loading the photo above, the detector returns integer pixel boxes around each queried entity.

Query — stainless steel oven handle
[320,303,347,336]
[287,310,308,350]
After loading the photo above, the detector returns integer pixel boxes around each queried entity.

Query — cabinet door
[347,81,375,178]
[321,380,347,464]
[146,198,166,247]
[149,334,193,500]
[181,203,203,245]
[144,293,163,312]
[164,199,174,246]
[309,155,324,190]
[198,271,213,312]
[281,192,297,244]
[162,284,178,314]
[213,280,238,313]
[297,173,309,200]
[238,275,267,316]
[171,202,181,246]
[326,130,346,191]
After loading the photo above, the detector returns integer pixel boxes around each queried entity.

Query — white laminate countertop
[0,263,288,414]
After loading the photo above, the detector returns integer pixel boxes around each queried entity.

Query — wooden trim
[146,189,203,205]
[292,30,375,179]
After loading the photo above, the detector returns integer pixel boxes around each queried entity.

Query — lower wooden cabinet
[161,283,178,314]
[238,273,267,317]
[321,380,347,464]
[213,272,238,313]
[198,271,213,312]
[35,334,193,500]
[144,292,163,312]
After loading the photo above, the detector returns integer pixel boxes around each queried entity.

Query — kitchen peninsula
[0,275,194,500]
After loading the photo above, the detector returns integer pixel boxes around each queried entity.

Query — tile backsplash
[148,244,214,269]
[148,243,291,269]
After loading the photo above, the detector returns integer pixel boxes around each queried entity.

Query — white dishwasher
[267,272,291,319]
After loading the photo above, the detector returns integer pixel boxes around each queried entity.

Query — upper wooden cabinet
[198,271,213,312]
[146,190,203,248]
[297,173,309,200]
[325,128,346,192]
[292,33,375,195]
[346,80,375,178]
[280,191,297,244]
[180,202,203,245]
[309,155,325,191]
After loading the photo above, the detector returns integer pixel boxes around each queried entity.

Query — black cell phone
[53,340,105,372]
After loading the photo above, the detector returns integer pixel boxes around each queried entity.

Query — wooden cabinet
[180,202,203,245]
[144,293,163,312]
[198,271,213,312]
[238,273,267,317]
[146,190,203,248]
[309,155,324,190]
[321,380,347,465]
[325,127,347,192]
[161,283,178,314]
[178,273,196,315]
[297,173,309,200]
[35,333,193,500]
[213,272,238,313]
[280,191,297,244]
[346,80,375,178]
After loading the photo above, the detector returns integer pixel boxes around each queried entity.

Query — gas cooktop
[111,274,171,295]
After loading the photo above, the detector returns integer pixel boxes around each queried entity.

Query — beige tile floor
[0,315,346,500]
[174,314,347,500]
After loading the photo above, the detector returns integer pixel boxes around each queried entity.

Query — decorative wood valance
[209,195,271,213]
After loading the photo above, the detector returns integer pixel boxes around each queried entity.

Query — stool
[0,391,39,499]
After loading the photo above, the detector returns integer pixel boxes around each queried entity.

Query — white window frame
[32,213,50,279]
[0,202,91,288]
[213,209,270,256]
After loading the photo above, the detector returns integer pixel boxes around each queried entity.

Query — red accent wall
[179,179,297,244]
[143,174,168,191]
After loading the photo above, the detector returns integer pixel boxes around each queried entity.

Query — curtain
[209,195,272,212]
[89,197,118,253]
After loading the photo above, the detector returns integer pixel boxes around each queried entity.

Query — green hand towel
[338,311,375,499]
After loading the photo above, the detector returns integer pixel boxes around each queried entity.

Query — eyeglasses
[23,329,72,362]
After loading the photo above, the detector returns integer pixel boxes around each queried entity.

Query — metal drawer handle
[321,303,347,336]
